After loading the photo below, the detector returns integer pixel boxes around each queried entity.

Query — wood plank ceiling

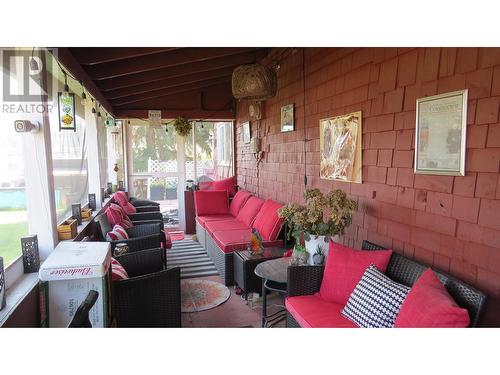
[65,47,269,119]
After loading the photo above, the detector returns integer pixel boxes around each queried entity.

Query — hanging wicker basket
[232,63,277,100]
[173,117,192,137]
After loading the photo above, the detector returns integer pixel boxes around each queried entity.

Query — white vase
[304,234,339,265]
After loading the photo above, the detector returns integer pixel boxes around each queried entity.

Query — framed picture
[242,121,251,143]
[281,104,294,132]
[58,92,76,131]
[415,90,467,176]
[320,111,362,183]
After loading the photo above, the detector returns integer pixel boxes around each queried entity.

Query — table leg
[261,278,267,328]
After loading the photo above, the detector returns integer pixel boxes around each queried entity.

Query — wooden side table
[233,247,286,300]
[184,190,196,234]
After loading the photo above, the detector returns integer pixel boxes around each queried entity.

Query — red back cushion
[114,191,136,214]
[252,199,284,241]
[229,190,252,217]
[105,204,124,226]
[105,224,129,241]
[394,268,470,328]
[111,258,129,281]
[318,241,393,305]
[194,190,230,216]
[211,176,237,197]
[236,196,265,227]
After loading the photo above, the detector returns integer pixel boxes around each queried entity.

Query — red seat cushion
[198,176,237,197]
[318,241,392,305]
[394,268,470,328]
[205,219,249,235]
[229,190,252,217]
[285,295,357,328]
[252,199,284,241]
[212,229,283,253]
[194,190,229,216]
[195,214,235,228]
[236,196,264,227]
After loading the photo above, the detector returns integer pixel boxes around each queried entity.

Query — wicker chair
[286,240,487,328]
[95,213,163,252]
[112,248,181,327]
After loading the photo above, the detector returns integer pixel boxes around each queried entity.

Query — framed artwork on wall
[242,121,251,143]
[281,104,294,132]
[319,111,362,183]
[415,90,467,176]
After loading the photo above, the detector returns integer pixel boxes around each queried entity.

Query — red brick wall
[235,47,500,326]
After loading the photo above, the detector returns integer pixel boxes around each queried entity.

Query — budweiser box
[39,241,111,328]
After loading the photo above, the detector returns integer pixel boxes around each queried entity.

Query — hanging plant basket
[232,63,277,100]
[173,117,192,137]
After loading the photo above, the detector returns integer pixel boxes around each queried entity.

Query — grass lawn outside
[0,220,28,266]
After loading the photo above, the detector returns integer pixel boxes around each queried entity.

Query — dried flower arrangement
[278,188,358,243]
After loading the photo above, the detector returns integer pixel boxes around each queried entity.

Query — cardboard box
[39,241,111,328]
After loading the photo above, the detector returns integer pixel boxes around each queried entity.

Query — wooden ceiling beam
[105,66,234,100]
[54,48,115,115]
[85,47,261,80]
[96,49,267,92]
[114,108,234,119]
[111,77,231,107]
[68,47,181,65]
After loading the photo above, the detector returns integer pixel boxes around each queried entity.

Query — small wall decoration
[88,193,97,211]
[58,92,76,131]
[107,183,113,195]
[281,104,294,132]
[320,111,362,183]
[118,180,124,191]
[0,256,6,310]
[148,110,162,126]
[415,90,467,176]
[242,121,251,143]
[21,235,40,273]
[72,203,82,225]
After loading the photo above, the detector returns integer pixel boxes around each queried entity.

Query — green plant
[315,245,324,255]
[173,117,192,137]
[278,188,358,243]
[294,243,307,253]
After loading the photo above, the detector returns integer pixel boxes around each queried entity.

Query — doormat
[181,279,230,313]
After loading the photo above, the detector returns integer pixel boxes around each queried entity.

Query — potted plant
[278,189,358,265]
[173,117,192,137]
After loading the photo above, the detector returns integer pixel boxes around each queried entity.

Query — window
[215,121,234,175]
[0,110,28,267]
[46,55,89,223]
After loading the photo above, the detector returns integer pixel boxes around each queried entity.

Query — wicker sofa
[286,240,487,328]
[195,189,285,285]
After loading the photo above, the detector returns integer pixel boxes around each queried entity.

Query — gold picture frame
[280,104,294,132]
[415,90,468,176]
[320,111,362,183]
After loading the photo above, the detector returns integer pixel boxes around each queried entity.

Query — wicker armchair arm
[287,265,324,297]
[126,222,163,237]
[131,219,164,227]
[134,205,160,213]
[128,211,163,221]
[110,234,162,252]
[113,267,181,327]
[129,197,160,207]
[115,248,164,277]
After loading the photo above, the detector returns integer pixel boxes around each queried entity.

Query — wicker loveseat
[286,240,487,328]
[195,189,285,285]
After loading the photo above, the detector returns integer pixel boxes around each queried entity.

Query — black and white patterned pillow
[341,264,410,328]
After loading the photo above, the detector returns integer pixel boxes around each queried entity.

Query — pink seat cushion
[318,241,392,305]
[252,199,284,241]
[394,268,470,328]
[229,190,252,217]
[194,190,229,216]
[195,214,235,228]
[212,229,283,253]
[198,176,237,197]
[205,219,249,235]
[113,191,137,214]
[236,196,265,227]
[285,295,357,328]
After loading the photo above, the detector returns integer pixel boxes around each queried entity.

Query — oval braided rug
[180,279,231,313]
